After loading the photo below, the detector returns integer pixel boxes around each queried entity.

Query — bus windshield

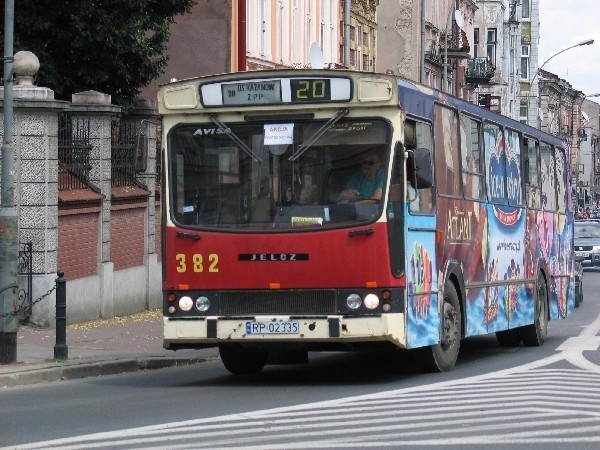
[168,118,391,230]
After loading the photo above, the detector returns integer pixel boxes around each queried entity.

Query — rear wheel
[419,281,461,372]
[219,345,268,375]
[520,272,548,347]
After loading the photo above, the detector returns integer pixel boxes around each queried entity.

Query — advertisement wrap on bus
[158,69,575,375]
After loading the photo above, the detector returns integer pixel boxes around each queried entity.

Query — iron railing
[17,242,33,319]
[111,119,138,187]
[58,114,93,190]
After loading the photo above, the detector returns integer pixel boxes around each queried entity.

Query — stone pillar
[0,51,70,326]
[69,92,121,318]
[127,97,160,309]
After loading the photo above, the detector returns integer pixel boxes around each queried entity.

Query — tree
[1,0,197,112]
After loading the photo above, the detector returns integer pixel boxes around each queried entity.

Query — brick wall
[111,204,146,271]
[58,209,99,280]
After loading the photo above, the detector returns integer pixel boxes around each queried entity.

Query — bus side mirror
[409,147,433,189]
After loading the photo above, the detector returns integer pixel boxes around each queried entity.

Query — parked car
[574,220,600,267]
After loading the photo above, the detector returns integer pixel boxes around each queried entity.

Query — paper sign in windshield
[264,124,294,146]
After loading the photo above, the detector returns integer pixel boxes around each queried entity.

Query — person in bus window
[338,152,384,201]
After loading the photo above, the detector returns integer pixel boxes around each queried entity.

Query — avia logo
[192,128,228,136]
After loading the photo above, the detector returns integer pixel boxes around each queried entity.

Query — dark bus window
[434,104,460,197]
[505,128,523,206]
[460,114,485,200]
[524,137,541,209]
[540,142,557,212]
[405,119,434,214]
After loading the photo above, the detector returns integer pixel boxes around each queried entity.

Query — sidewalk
[0,309,218,387]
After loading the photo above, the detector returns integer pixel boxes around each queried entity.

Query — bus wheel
[520,272,548,347]
[419,281,462,373]
[496,329,521,347]
[219,345,268,375]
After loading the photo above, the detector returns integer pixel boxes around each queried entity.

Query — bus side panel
[547,212,575,320]
[437,198,488,337]
[483,203,527,333]
[405,208,439,349]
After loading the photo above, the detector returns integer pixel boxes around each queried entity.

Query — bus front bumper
[163,314,406,349]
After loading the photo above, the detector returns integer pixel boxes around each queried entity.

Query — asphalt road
[2,271,600,449]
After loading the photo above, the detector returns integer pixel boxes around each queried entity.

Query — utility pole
[0,0,18,365]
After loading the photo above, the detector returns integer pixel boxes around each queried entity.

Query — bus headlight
[179,296,193,312]
[196,296,210,312]
[364,293,380,310]
[346,293,362,310]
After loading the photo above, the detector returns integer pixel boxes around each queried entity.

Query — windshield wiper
[289,109,349,161]
[210,116,263,163]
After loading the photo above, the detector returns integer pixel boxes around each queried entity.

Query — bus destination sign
[222,80,282,105]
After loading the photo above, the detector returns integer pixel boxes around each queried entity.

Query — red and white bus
[159,69,575,374]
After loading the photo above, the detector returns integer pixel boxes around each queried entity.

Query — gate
[17,242,33,320]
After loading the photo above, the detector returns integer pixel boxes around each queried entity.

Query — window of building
[520,105,528,124]
[487,28,497,66]
[474,28,479,58]
[522,0,530,19]
[521,45,530,80]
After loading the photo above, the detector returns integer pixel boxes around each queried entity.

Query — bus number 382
[175,253,219,273]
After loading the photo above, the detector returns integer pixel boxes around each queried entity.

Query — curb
[0,357,211,388]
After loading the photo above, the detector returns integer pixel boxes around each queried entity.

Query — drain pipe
[344,0,351,68]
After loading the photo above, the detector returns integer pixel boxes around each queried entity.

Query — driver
[338,152,384,201]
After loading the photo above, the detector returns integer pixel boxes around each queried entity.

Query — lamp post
[0,0,18,364]
[531,38,594,134]
[532,38,594,96]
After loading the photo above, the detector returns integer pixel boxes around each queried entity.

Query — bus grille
[218,290,337,315]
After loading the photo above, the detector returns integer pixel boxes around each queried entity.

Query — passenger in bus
[338,152,384,201]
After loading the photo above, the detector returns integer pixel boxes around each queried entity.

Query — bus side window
[524,138,541,209]
[405,119,434,214]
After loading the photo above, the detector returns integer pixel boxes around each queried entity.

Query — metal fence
[58,114,93,190]
[111,119,138,187]
[17,242,33,320]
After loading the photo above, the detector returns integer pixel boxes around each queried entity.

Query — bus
[159,69,575,375]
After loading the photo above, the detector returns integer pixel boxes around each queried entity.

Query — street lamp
[539,38,594,72]
[530,38,595,130]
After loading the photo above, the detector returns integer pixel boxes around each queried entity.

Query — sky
[538,0,600,98]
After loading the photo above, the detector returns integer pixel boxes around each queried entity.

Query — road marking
[8,312,600,449]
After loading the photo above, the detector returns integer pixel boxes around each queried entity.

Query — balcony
[465,57,496,85]
[443,22,471,60]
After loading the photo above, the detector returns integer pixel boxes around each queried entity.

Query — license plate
[576,251,590,258]
[246,321,299,334]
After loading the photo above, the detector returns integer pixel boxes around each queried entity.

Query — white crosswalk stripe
[11,316,600,449]
[10,367,600,449]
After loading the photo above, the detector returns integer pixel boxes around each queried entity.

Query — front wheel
[520,272,548,347]
[418,281,462,372]
[219,345,268,375]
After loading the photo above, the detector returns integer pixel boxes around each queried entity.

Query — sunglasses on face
[362,160,376,166]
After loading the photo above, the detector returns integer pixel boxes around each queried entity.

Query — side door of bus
[403,118,440,349]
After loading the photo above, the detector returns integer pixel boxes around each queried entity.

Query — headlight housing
[346,293,362,310]
[196,296,210,312]
[178,296,193,312]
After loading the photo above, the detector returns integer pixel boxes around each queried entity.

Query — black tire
[419,280,462,372]
[496,329,522,347]
[576,276,583,307]
[520,272,548,347]
[219,345,268,375]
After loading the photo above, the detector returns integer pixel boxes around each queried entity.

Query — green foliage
[0,0,197,111]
